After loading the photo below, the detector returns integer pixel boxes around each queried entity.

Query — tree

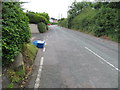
[67,1,92,28]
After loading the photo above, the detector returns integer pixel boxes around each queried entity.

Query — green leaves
[26,11,49,24]
[2,2,31,66]
[93,7,119,38]
[37,22,47,33]
[58,18,68,28]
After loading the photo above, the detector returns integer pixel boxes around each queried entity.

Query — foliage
[2,2,31,66]
[26,11,49,24]
[46,25,48,30]
[7,83,14,88]
[16,69,25,76]
[7,68,25,83]
[37,22,47,33]
[0,38,1,66]
[37,12,49,21]
[50,22,58,25]
[67,2,91,28]
[93,7,119,36]
[93,2,120,9]
[71,7,96,32]
[26,11,49,33]
[58,18,68,28]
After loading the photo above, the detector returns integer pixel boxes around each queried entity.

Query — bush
[37,22,47,33]
[26,13,38,24]
[26,12,48,24]
[70,7,96,32]
[58,18,68,28]
[46,25,48,30]
[7,68,25,83]
[2,2,31,66]
[93,7,119,41]
[38,12,49,21]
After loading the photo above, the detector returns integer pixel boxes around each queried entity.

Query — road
[29,25,119,88]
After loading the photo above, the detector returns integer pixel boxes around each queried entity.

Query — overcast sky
[22,0,94,19]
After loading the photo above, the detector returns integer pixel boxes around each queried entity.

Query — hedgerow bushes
[58,1,120,42]
[93,7,119,41]
[71,7,96,33]
[2,2,31,66]
[58,18,68,28]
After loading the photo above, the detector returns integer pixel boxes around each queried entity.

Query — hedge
[38,12,49,21]
[26,12,48,25]
[58,18,68,28]
[37,22,47,33]
[71,7,96,32]
[93,7,119,41]
[2,2,31,66]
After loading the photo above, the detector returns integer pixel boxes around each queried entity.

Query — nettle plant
[2,2,31,66]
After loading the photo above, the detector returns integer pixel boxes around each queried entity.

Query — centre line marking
[34,57,44,88]
[85,47,120,71]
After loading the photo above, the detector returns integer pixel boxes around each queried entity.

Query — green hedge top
[26,12,49,24]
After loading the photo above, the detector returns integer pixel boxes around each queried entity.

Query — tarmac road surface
[28,24,119,88]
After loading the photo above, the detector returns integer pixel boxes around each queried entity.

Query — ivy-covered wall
[2,2,31,66]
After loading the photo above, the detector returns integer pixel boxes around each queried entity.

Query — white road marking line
[40,57,44,66]
[43,47,46,52]
[34,83,39,88]
[36,78,40,83]
[85,47,120,71]
[37,74,41,77]
[39,66,43,70]
[34,57,44,88]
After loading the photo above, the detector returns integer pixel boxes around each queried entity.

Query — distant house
[50,18,58,23]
